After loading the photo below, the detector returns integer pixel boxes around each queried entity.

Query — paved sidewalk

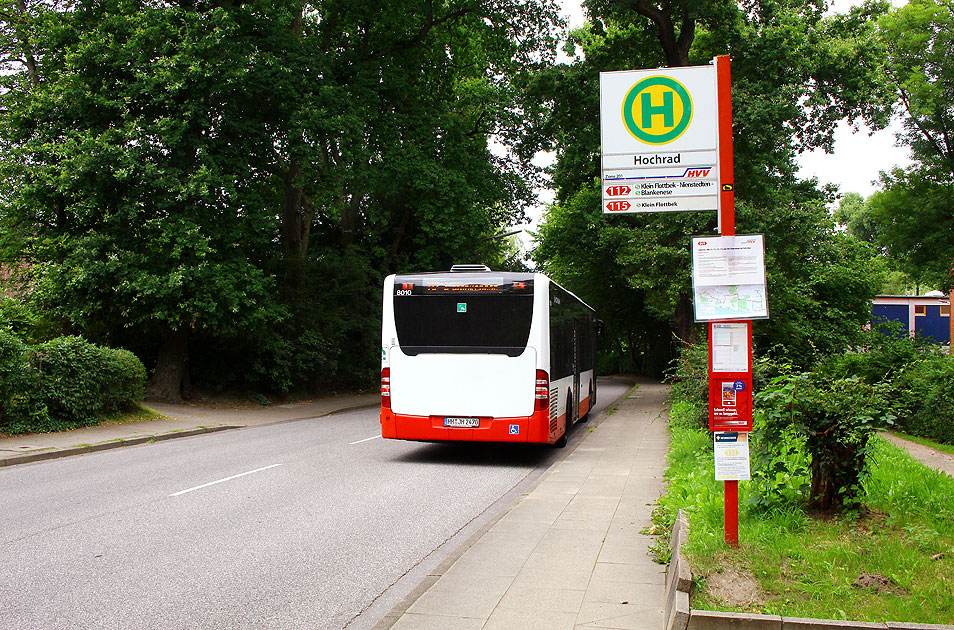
[379,382,671,630]
[0,392,379,467]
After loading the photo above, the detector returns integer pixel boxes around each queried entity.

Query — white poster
[711,322,749,373]
[714,432,751,481]
[691,235,769,321]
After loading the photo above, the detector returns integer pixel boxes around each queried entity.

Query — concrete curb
[0,425,238,467]
[665,510,954,630]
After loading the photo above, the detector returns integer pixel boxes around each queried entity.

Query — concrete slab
[583,579,664,605]
[407,585,502,618]
[577,601,665,628]
[482,608,578,630]
[389,612,486,630]
[495,585,585,613]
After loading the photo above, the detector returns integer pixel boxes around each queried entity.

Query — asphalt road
[0,379,631,630]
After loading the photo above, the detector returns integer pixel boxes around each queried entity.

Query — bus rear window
[394,295,533,356]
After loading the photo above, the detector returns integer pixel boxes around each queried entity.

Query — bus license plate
[444,417,480,428]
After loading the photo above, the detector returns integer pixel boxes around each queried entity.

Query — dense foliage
[0,0,947,402]
[834,0,954,292]
[0,0,563,400]
[669,321,954,515]
[529,0,891,372]
[0,331,146,434]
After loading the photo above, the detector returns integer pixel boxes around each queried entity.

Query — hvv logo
[683,167,711,178]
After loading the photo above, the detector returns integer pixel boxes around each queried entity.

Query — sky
[516,0,912,254]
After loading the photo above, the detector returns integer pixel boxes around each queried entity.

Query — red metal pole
[716,55,735,237]
[716,55,741,548]
[724,480,739,547]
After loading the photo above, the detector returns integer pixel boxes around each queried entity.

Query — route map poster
[691,234,768,321]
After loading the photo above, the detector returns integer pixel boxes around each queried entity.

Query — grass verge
[657,401,954,624]
[100,403,164,425]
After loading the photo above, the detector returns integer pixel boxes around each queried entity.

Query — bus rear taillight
[381,368,391,409]
[534,370,549,411]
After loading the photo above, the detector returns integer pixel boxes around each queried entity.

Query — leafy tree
[530,0,891,370]
[533,181,674,374]
[739,200,885,367]
[879,0,954,180]
[867,171,954,291]
[868,0,954,292]
[0,0,565,399]
[833,192,878,244]
[1,1,285,400]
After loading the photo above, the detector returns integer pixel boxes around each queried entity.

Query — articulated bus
[380,265,598,447]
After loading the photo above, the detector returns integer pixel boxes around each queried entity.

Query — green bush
[755,371,895,512]
[667,341,708,428]
[33,336,146,426]
[33,336,109,425]
[0,330,46,432]
[817,319,933,385]
[99,347,147,412]
[4,336,150,434]
[893,352,954,445]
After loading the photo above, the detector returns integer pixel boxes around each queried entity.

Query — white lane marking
[349,435,381,445]
[169,464,283,497]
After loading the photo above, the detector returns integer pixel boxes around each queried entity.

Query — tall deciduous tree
[0,0,565,399]
[2,2,284,400]
[868,0,954,293]
[529,0,891,369]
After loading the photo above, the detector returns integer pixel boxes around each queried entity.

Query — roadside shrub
[33,337,110,426]
[893,352,954,445]
[755,371,895,512]
[1,331,33,426]
[0,330,51,434]
[0,329,28,401]
[1,334,146,434]
[99,347,147,412]
[667,341,708,428]
[33,336,146,428]
[817,319,933,385]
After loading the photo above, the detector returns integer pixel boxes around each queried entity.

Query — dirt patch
[705,569,766,608]
[852,572,907,596]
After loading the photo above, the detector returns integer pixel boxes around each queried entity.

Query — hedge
[0,332,146,435]
[893,352,954,445]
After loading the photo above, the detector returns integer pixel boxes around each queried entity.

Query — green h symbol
[641,90,674,128]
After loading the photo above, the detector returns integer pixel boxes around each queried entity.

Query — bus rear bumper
[380,408,558,444]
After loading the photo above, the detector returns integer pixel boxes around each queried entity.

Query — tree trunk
[807,439,867,512]
[14,0,41,89]
[629,1,695,67]
[673,292,695,345]
[147,326,190,403]
[281,162,311,287]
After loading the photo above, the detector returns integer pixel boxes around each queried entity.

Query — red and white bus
[380,265,598,447]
